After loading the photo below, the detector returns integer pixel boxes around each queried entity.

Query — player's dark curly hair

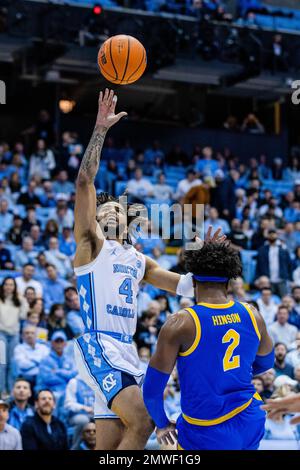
[184,242,242,281]
[96,191,147,245]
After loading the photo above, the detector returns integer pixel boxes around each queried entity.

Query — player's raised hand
[205,225,227,244]
[95,89,127,130]
[156,422,177,447]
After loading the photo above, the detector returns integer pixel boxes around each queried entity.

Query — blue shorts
[74,334,137,419]
[177,396,266,450]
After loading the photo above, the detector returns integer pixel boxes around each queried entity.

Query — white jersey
[74,239,146,378]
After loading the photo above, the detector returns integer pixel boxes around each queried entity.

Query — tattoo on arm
[78,126,107,184]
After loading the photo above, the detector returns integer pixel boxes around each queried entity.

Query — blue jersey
[177,300,261,426]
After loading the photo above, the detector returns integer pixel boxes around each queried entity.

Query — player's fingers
[218,235,227,243]
[211,227,222,241]
[104,88,109,101]
[108,89,114,107]
[115,111,128,121]
[205,225,212,241]
[111,94,118,113]
[99,91,103,103]
[290,415,300,425]
[166,432,175,446]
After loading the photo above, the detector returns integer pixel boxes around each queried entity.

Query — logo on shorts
[102,373,117,393]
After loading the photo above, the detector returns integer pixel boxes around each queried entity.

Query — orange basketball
[98,35,147,85]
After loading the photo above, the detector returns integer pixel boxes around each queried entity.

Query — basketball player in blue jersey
[73,88,225,450]
[144,241,275,450]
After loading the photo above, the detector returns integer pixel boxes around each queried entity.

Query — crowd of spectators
[1,114,300,449]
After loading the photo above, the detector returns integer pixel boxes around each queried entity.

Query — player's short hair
[184,242,242,282]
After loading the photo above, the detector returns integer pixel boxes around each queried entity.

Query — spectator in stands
[43,220,59,244]
[65,376,94,445]
[21,206,40,234]
[0,234,13,269]
[273,343,294,379]
[175,169,202,201]
[0,198,13,234]
[21,389,68,450]
[28,139,55,180]
[71,419,96,451]
[64,288,84,337]
[44,236,72,278]
[241,113,265,134]
[36,331,77,401]
[286,333,300,369]
[0,277,28,395]
[0,399,22,450]
[127,168,154,203]
[52,170,74,195]
[34,252,48,280]
[47,303,74,340]
[43,264,70,312]
[134,311,158,353]
[17,179,41,207]
[223,115,240,132]
[29,224,44,250]
[14,236,38,270]
[230,277,250,302]
[252,376,264,395]
[59,226,76,258]
[24,287,36,308]
[271,34,289,74]
[204,207,230,235]
[25,310,48,342]
[195,146,219,177]
[15,263,43,297]
[291,285,300,315]
[228,218,248,250]
[271,158,285,181]
[261,369,276,401]
[281,295,300,330]
[8,215,23,246]
[255,229,293,297]
[13,324,49,388]
[257,287,278,327]
[8,379,34,431]
[152,173,173,202]
[48,194,74,230]
[269,306,298,350]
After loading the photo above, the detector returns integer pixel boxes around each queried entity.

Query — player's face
[97,202,127,239]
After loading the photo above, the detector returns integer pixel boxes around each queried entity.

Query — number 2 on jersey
[119,278,133,304]
[222,329,240,371]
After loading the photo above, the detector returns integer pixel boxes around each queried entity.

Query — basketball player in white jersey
[73,88,224,450]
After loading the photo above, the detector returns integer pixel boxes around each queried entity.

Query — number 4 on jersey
[119,278,133,304]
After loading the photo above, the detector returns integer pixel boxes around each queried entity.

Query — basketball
[98,35,147,85]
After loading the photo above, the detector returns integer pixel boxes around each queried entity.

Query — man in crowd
[21,390,68,450]
[260,369,276,400]
[8,378,34,431]
[255,229,293,297]
[64,287,84,336]
[13,325,49,388]
[43,264,70,312]
[0,400,22,450]
[256,287,278,327]
[36,331,77,402]
[72,419,96,451]
[273,343,294,379]
[268,305,298,349]
[15,263,43,297]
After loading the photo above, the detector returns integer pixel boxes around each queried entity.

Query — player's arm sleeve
[252,349,275,376]
[143,314,184,428]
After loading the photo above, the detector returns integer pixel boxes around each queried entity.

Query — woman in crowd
[47,303,74,340]
[0,277,28,396]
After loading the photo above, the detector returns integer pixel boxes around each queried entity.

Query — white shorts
[74,333,143,419]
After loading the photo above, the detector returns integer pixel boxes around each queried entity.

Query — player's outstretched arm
[143,226,226,296]
[74,89,127,265]
[262,394,300,423]
[143,312,194,446]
